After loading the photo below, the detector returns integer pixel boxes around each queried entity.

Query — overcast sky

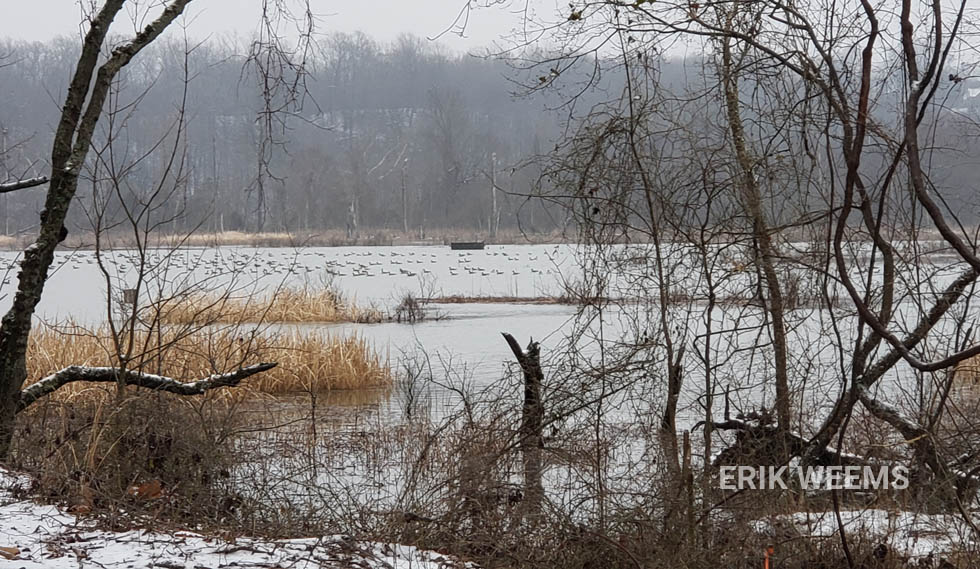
[0,0,559,52]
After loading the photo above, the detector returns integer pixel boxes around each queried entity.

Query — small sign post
[764,545,774,569]
[118,288,138,329]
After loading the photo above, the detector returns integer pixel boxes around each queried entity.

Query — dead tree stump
[502,332,544,512]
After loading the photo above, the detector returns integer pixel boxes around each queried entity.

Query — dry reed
[156,287,383,325]
[25,326,391,397]
[158,228,567,248]
[954,355,980,386]
[46,227,569,250]
[429,295,576,305]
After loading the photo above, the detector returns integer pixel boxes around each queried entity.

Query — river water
[10,244,587,415]
[3,242,971,430]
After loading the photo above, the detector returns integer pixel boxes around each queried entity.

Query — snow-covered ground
[753,508,978,560]
[0,467,471,568]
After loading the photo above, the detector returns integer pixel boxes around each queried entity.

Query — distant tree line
[0,33,568,240]
[4,31,980,242]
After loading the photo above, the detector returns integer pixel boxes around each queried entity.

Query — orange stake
[764,545,774,569]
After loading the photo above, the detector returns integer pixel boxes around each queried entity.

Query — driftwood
[701,387,980,508]
[502,332,544,511]
[707,417,869,468]
[697,388,870,469]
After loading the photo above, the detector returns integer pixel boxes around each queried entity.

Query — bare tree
[0,0,313,458]
[513,0,980,551]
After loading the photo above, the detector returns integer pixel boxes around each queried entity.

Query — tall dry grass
[156,287,383,325]
[25,326,391,396]
[48,227,569,250]
[161,228,567,247]
[167,230,396,248]
[954,355,980,386]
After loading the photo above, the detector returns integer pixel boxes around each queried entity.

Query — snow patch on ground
[753,508,977,559]
[0,466,471,568]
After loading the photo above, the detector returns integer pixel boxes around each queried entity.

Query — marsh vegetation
[6,0,980,567]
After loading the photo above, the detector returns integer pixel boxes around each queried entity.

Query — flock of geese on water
[324,249,558,278]
[43,246,564,280]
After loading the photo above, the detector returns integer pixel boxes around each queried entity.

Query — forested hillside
[0,33,567,240]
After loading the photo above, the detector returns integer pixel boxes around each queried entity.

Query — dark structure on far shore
[450,241,485,250]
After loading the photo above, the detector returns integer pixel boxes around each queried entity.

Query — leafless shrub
[394,292,427,323]
[9,391,251,531]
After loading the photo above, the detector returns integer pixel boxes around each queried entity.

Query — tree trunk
[0,389,18,457]
[401,166,409,234]
[502,332,544,512]
[0,0,192,459]
[721,31,791,433]
[489,153,498,240]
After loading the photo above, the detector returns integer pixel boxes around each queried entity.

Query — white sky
[0,0,560,53]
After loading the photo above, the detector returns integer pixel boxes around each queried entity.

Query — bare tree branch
[17,362,277,411]
[0,176,48,193]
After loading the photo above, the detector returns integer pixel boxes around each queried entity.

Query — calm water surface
[4,242,960,428]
